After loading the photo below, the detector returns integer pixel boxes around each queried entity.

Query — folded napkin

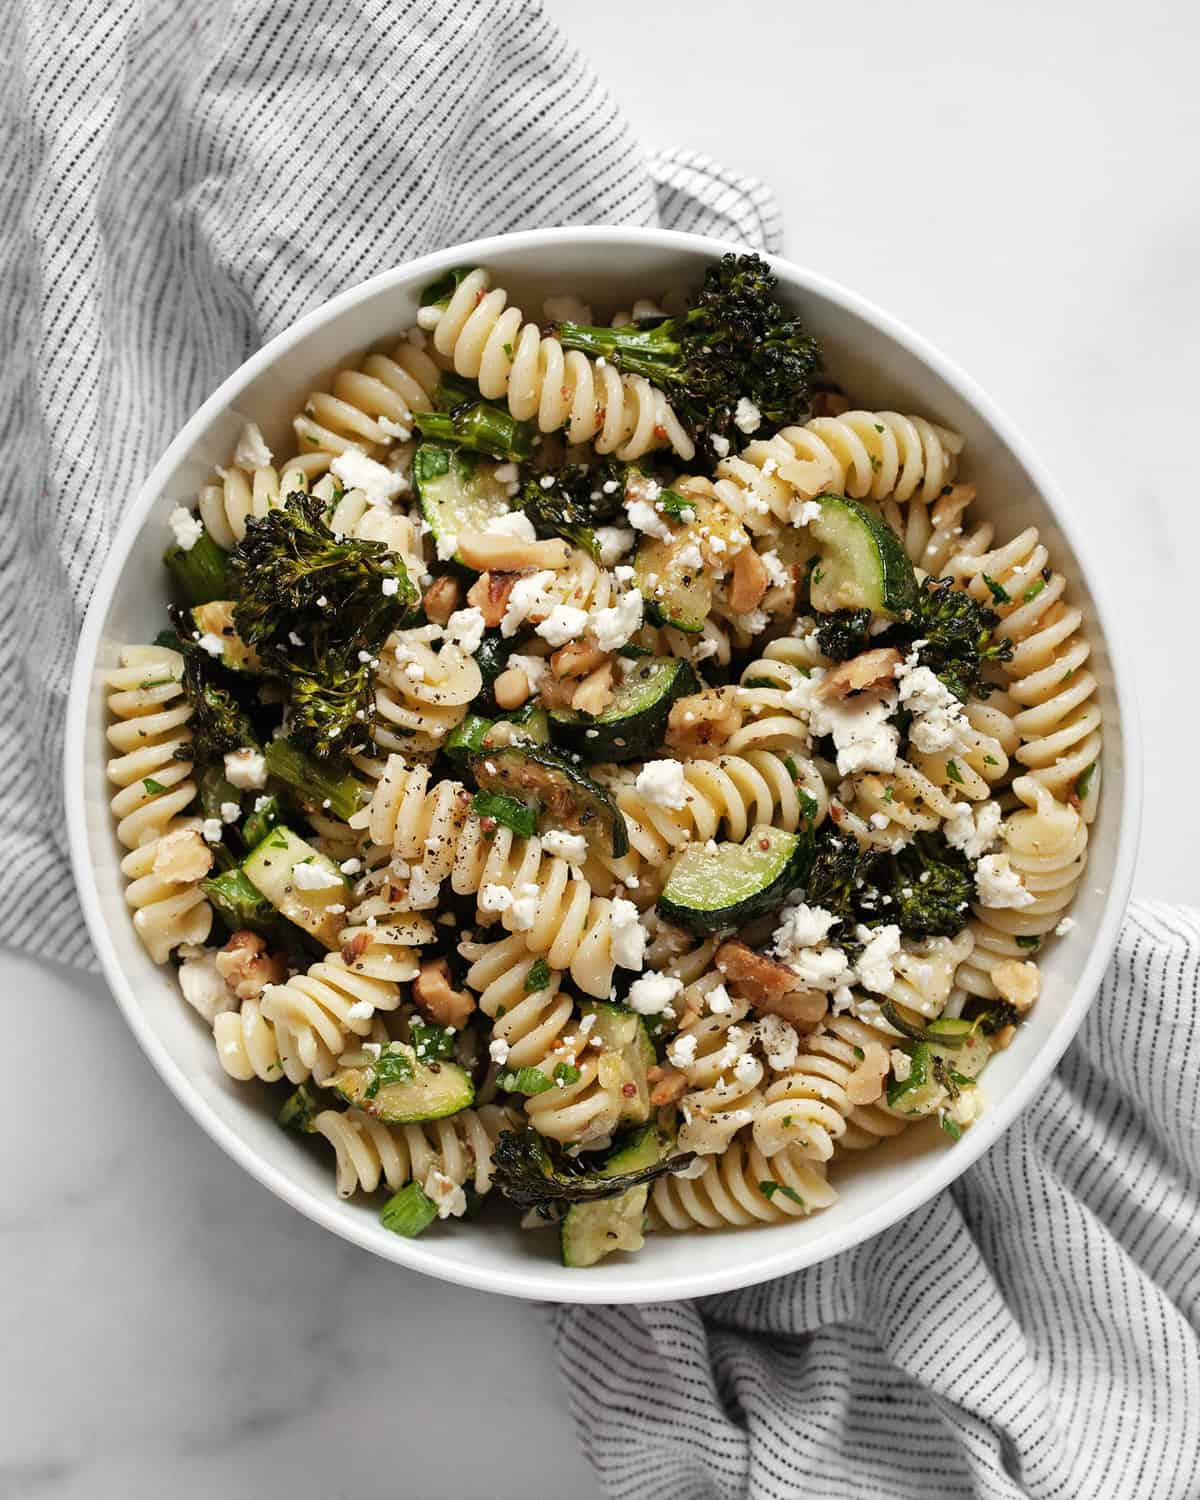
[1,0,779,967]
[554,901,1200,1500]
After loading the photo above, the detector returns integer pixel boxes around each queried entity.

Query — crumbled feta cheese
[542,830,588,864]
[501,570,557,637]
[760,550,789,589]
[854,923,902,993]
[869,812,890,830]
[895,647,969,754]
[773,902,840,963]
[223,748,267,790]
[787,498,823,528]
[479,884,513,915]
[178,951,237,1023]
[590,589,643,652]
[347,1000,374,1022]
[508,882,540,931]
[234,422,272,470]
[943,800,1003,860]
[493,462,519,485]
[407,864,441,909]
[734,397,762,433]
[219,800,240,824]
[693,637,720,662]
[675,542,703,571]
[489,1036,510,1065]
[536,603,589,647]
[1055,916,1076,937]
[201,818,223,844]
[377,415,411,442]
[627,972,683,1015]
[626,498,672,540]
[752,1014,798,1071]
[802,684,900,776]
[485,510,537,541]
[667,1033,698,1068]
[791,945,852,990]
[733,1053,760,1087]
[381,576,401,598]
[292,860,343,891]
[890,1048,912,1082]
[423,1168,467,1220]
[197,633,225,658]
[595,525,636,565]
[710,433,731,458]
[444,605,486,655]
[736,608,771,635]
[330,449,407,506]
[948,1087,983,1127]
[610,898,646,971]
[706,983,733,1015]
[507,653,547,688]
[634,758,687,810]
[435,531,459,563]
[340,858,362,875]
[976,854,1035,909]
[167,506,203,552]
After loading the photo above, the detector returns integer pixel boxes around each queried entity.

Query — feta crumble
[223,748,267,790]
[292,860,343,891]
[595,525,636,565]
[536,604,589,647]
[479,884,513,915]
[626,499,672,541]
[943,800,1002,860]
[975,854,1035,909]
[485,510,537,542]
[667,1033,698,1068]
[542,830,588,864]
[444,605,487,655]
[733,397,762,433]
[167,506,203,552]
[627,972,683,1015]
[590,589,643,652]
[330,449,407,506]
[634,759,687,810]
[489,1036,511,1065]
[234,422,272,470]
[610,898,646,971]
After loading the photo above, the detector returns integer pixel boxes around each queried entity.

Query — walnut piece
[456,531,570,573]
[649,1067,688,1106]
[727,545,770,614]
[152,828,213,884]
[466,570,519,628]
[215,931,288,1000]
[551,640,609,680]
[992,959,1040,1013]
[714,940,827,1028]
[819,647,904,700]
[571,662,614,715]
[412,957,476,1030]
[666,686,743,753]
[422,575,461,626]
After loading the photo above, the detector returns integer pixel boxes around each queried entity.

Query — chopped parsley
[657,489,696,521]
[141,777,167,794]
[1023,578,1046,602]
[471,790,536,839]
[553,1061,582,1087]
[524,958,552,993]
[940,1114,963,1141]
[1016,935,1041,950]
[410,1019,456,1062]
[982,574,1011,605]
[497,1065,556,1096]
[364,1046,415,1099]
[758,1180,805,1206]
[1075,761,1097,802]
[945,759,964,785]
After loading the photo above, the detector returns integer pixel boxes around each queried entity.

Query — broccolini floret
[802,823,881,924]
[413,377,534,460]
[814,608,874,662]
[910,577,1013,702]
[875,833,975,939]
[175,635,259,767]
[553,253,821,459]
[491,1128,695,1210]
[520,477,598,557]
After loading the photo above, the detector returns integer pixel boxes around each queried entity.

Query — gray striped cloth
[554,901,1200,1500]
[0,0,779,967]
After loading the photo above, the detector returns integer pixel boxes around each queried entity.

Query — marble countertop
[6,2,1196,1495]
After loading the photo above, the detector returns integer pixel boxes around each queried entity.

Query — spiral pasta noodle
[374,628,482,753]
[649,1137,836,1231]
[729,634,826,753]
[669,975,766,1157]
[104,646,213,963]
[313,1103,515,1200]
[419,268,693,461]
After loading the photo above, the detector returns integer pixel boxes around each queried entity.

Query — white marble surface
[6,2,1197,1496]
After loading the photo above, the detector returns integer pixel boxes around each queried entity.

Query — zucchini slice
[657,824,811,933]
[444,706,551,764]
[471,746,628,859]
[581,1001,656,1125]
[330,1043,475,1123]
[886,1030,990,1117]
[634,533,712,634]
[202,866,279,935]
[560,1123,672,1268]
[412,443,514,564]
[807,494,919,617]
[548,656,697,763]
[189,600,262,672]
[241,825,348,948]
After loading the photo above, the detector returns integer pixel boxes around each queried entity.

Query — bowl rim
[64,224,1142,1304]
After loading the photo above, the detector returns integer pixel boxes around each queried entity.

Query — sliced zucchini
[241,825,348,948]
[189,600,262,672]
[634,533,712,633]
[164,525,232,605]
[331,1042,475,1123]
[471,746,628,859]
[202,866,278,935]
[657,824,812,933]
[807,494,919,617]
[262,737,363,823]
[581,1001,655,1125]
[412,443,514,564]
[548,656,697,763]
[560,1122,674,1268]
[277,1082,332,1134]
[445,708,551,763]
[886,1029,991,1118]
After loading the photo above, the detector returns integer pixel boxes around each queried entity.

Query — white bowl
[65,226,1141,1304]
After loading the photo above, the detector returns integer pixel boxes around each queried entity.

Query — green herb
[940,1114,963,1141]
[496,1065,555,1096]
[945,759,964,785]
[1023,579,1046,602]
[495,1005,507,1019]
[782,755,799,783]
[410,1020,456,1062]
[883,785,895,802]
[758,1180,805,1206]
[471,790,537,839]
[742,677,776,690]
[618,643,653,659]
[869,456,881,472]
[553,1062,582,1087]
[524,958,552,993]
[364,1046,415,1099]
[141,777,167,794]
[502,342,514,359]
[982,574,1011,605]
[380,1182,439,1238]
[1016,935,1041,950]
[657,488,697,521]
[782,1115,793,1128]
[137,677,175,691]
[797,789,819,821]
[874,423,885,434]
[852,1046,865,1061]
[1075,761,1097,802]
[811,566,825,586]
[983,754,999,766]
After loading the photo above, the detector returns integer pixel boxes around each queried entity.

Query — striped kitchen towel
[0,0,779,966]
[554,901,1200,1500]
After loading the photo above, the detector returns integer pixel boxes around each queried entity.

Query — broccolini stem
[264,737,363,822]
[553,320,681,388]
[164,528,232,606]
[413,403,534,461]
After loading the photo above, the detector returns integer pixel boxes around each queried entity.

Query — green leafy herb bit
[472,790,537,838]
[524,958,552,993]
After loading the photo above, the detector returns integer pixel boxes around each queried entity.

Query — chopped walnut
[649,1067,688,1106]
[466,570,520,628]
[992,959,1040,1014]
[214,931,288,1000]
[819,647,904,700]
[727,545,770,613]
[412,957,476,1029]
[845,1041,890,1105]
[340,931,372,965]
[714,940,827,1029]
[571,662,614,715]
[422,575,461,626]
[456,531,570,573]
[551,640,609,680]
[666,686,743,753]
[152,828,213,884]
[810,389,850,418]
